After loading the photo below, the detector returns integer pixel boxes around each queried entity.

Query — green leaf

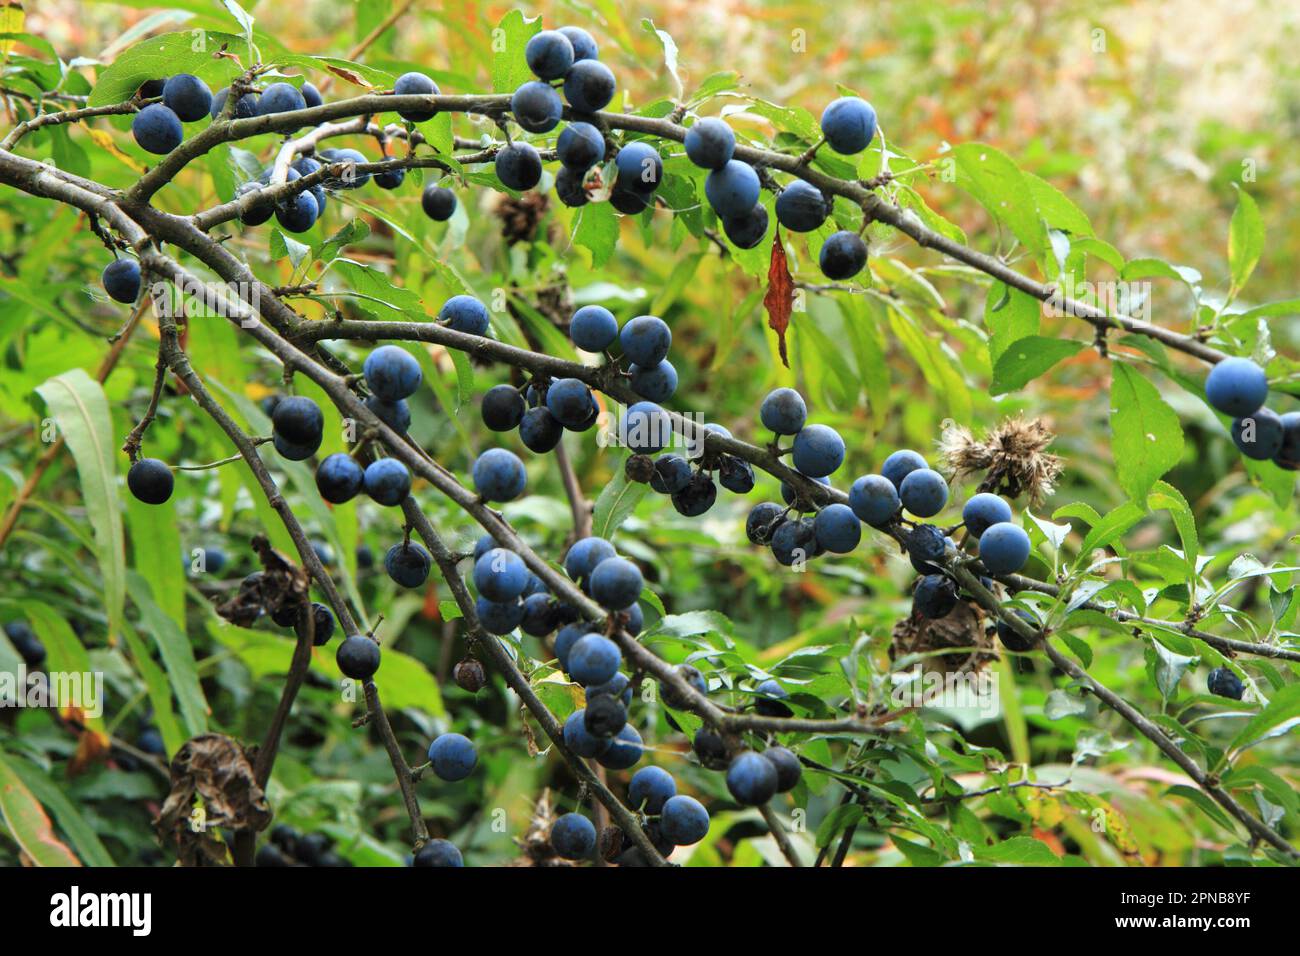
[490,9,541,94]
[126,490,185,631]
[127,573,209,739]
[35,370,124,639]
[313,217,370,265]
[0,752,81,866]
[641,19,683,98]
[984,283,1039,363]
[1109,364,1184,502]
[975,835,1062,865]
[591,457,649,539]
[1227,683,1300,755]
[990,336,1083,395]
[952,143,1046,261]
[1147,480,1198,578]
[86,31,245,106]
[119,620,185,757]
[8,758,114,866]
[1077,500,1145,556]
[269,228,311,269]
[573,201,619,269]
[1227,185,1263,295]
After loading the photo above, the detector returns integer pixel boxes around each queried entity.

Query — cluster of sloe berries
[256,823,352,867]
[1206,357,1300,474]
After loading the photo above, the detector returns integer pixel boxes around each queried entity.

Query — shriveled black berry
[584,693,627,738]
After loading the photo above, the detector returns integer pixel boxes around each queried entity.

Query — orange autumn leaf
[763,228,795,367]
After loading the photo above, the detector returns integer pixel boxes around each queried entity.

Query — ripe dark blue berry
[705,160,760,219]
[619,315,671,367]
[127,458,173,505]
[525,30,574,80]
[1204,357,1267,417]
[914,574,958,619]
[771,517,817,566]
[555,165,589,207]
[609,185,649,214]
[275,189,318,233]
[520,593,561,636]
[308,602,335,646]
[760,387,807,435]
[365,395,411,435]
[559,26,599,62]
[671,472,717,517]
[659,663,707,710]
[683,117,735,170]
[258,82,307,119]
[102,258,141,303]
[979,522,1031,575]
[477,597,525,634]
[792,424,845,478]
[1206,666,1244,700]
[373,167,405,190]
[722,203,769,249]
[659,795,709,846]
[780,474,829,511]
[511,80,564,133]
[272,396,324,446]
[336,635,380,679]
[775,180,829,232]
[439,294,491,335]
[162,74,212,122]
[495,142,542,191]
[385,542,431,588]
[563,59,616,112]
[569,633,621,686]
[719,455,755,494]
[474,547,529,602]
[363,458,412,506]
[813,502,861,553]
[210,87,260,119]
[746,502,787,545]
[962,493,1013,538]
[301,83,323,108]
[421,184,457,221]
[481,384,526,431]
[651,454,693,494]
[994,609,1037,651]
[570,304,618,352]
[315,453,364,503]
[563,708,612,758]
[428,732,477,780]
[848,474,900,527]
[520,406,564,452]
[629,766,676,814]
[754,678,792,717]
[596,723,643,770]
[1231,407,1284,460]
[589,557,643,611]
[908,524,950,574]
[899,468,949,518]
[881,449,928,490]
[564,537,616,582]
[558,121,606,170]
[546,377,596,429]
[551,813,596,859]
[412,839,462,867]
[726,751,778,805]
[820,230,868,279]
[620,401,672,453]
[132,103,183,154]
[472,448,527,502]
[615,142,664,195]
[391,72,439,122]
[763,746,802,792]
[820,96,878,154]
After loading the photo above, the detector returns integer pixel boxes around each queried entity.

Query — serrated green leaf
[1109,364,1184,501]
